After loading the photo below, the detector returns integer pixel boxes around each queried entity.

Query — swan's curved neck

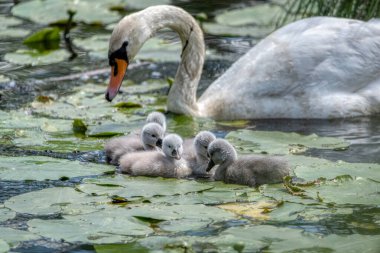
[137,6,205,115]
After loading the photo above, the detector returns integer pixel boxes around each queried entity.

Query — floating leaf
[12,0,120,25]
[226,129,349,155]
[28,217,142,244]
[0,227,40,248]
[77,174,214,199]
[0,240,9,253]
[0,156,112,181]
[4,49,70,66]
[0,208,16,222]
[72,119,88,134]
[4,187,109,216]
[289,155,380,181]
[23,27,60,44]
[0,28,30,38]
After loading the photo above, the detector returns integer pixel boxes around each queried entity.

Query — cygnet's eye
[203,145,208,149]
[151,134,156,138]
[168,145,172,149]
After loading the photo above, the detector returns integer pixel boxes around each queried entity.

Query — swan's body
[207,139,290,187]
[106,5,380,119]
[183,131,216,176]
[104,122,164,165]
[119,134,191,178]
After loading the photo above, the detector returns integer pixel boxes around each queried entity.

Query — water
[0,1,379,252]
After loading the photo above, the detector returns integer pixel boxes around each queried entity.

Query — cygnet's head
[141,122,165,150]
[163,134,183,160]
[194,131,216,159]
[206,139,238,171]
[146,111,166,132]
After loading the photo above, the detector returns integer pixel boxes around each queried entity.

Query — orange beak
[105,58,128,101]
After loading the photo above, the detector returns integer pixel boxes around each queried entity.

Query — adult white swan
[105,5,380,119]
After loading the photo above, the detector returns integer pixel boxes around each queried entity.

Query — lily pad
[0,28,30,38]
[0,240,9,253]
[4,187,109,216]
[0,156,112,181]
[303,177,380,205]
[12,0,120,25]
[226,129,349,155]
[0,15,30,39]
[77,174,214,199]
[4,49,70,66]
[0,208,16,222]
[289,155,380,181]
[0,16,23,27]
[28,217,141,244]
[0,227,40,248]
[23,27,60,44]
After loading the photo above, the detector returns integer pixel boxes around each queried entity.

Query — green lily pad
[77,174,214,199]
[0,15,30,39]
[226,129,349,155]
[289,155,380,181]
[28,217,141,244]
[0,16,23,27]
[12,0,120,25]
[0,239,9,253]
[4,49,70,66]
[23,27,60,44]
[4,187,109,216]
[72,118,88,134]
[0,208,16,222]
[0,156,112,181]
[304,177,380,205]
[0,28,30,38]
[150,181,261,205]
[221,225,380,252]
[0,227,40,248]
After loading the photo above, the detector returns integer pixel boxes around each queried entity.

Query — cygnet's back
[207,139,290,187]
[183,131,216,176]
[119,134,191,178]
[104,122,164,165]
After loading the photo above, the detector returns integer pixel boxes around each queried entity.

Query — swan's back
[226,155,290,186]
[199,17,380,119]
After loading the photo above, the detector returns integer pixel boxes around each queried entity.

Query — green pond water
[0,0,379,252]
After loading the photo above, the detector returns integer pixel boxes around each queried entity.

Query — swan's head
[163,134,184,160]
[141,122,165,150]
[146,112,167,132]
[106,12,149,101]
[194,131,216,159]
[206,139,237,172]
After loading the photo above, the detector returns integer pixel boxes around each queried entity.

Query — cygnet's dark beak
[172,150,181,160]
[206,159,215,172]
[156,138,163,148]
